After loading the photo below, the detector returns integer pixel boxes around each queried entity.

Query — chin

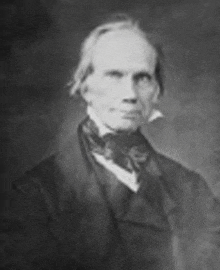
[108,119,139,132]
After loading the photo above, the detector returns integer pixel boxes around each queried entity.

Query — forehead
[92,29,157,73]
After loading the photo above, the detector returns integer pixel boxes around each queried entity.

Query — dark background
[1,0,220,193]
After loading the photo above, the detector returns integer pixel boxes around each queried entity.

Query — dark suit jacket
[1,121,220,270]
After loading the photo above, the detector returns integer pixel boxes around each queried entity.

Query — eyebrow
[104,69,153,77]
[104,70,123,76]
[133,71,153,80]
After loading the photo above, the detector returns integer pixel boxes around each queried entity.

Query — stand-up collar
[87,106,114,137]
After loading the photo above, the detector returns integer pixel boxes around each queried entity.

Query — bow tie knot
[82,117,152,173]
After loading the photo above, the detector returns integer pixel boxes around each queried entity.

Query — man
[1,15,220,270]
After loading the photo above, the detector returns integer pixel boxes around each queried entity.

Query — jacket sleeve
[0,175,83,270]
[176,173,220,270]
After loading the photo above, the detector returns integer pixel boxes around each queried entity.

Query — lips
[120,110,141,118]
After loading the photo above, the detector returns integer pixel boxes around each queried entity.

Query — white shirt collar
[93,152,140,192]
[148,109,164,122]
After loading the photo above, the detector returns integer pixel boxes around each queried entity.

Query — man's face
[83,29,159,132]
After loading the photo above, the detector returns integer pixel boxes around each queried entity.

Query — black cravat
[82,117,152,173]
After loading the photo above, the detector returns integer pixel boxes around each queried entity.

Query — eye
[105,71,123,79]
[134,72,152,85]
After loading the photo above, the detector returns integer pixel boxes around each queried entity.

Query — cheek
[86,76,119,104]
[138,89,155,106]
[137,87,159,117]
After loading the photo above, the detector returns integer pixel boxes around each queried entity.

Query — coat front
[1,122,220,270]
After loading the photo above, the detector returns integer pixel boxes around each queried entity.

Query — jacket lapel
[55,125,129,269]
[144,154,178,216]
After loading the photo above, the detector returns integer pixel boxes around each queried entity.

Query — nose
[122,76,137,104]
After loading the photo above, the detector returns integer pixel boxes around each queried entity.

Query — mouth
[120,110,141,119]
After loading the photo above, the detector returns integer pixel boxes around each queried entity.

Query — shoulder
[9,154,61,212]
[154,151,219,216]
[11,126,88,201]
[15,125,80,180]
[154,151,213,199]
[155,151,203,183]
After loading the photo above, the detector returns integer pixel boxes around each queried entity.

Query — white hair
[69,14,164,96]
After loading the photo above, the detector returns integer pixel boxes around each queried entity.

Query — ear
[80,81,93,105]
[152,84,160,104]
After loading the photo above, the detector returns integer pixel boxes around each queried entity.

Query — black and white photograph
[1,0,220,269]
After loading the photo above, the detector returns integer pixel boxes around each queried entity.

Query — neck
[87,107,115,137]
